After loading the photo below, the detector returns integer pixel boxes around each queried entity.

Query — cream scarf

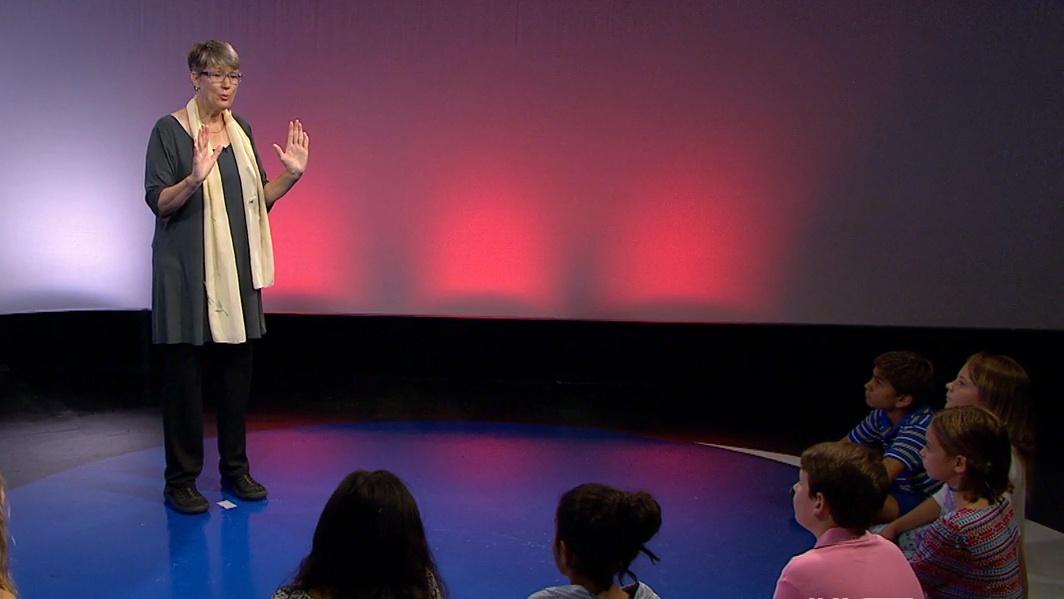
[185,97,275,343]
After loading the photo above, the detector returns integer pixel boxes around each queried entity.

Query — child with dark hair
[909,406,1022,598]
[529,483,662,599]
[773,442,923,599]
[273,470,445,599]
[0,474,17,599]
[845,350,941,521]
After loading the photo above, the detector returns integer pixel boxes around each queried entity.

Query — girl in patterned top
[528,483,663,599]
[909,406,1023,599]
[273,470,444,599]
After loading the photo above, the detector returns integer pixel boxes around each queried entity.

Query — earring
[193,85,200,92]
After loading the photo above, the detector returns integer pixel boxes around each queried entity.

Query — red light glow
[418,168,558,313]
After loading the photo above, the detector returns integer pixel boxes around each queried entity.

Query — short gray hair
[187,40,240,72]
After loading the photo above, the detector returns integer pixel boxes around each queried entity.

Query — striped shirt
[848,405,940,497]
[909,498,1022,599]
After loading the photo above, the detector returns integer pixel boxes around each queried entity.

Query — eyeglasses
[200,70,244,85]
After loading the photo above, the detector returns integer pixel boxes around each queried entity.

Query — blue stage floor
[8,421,811,598]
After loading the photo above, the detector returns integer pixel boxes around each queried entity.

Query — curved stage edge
[9,421,812,599]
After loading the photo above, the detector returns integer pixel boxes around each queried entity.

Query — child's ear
[895,394,914,409]
[812,492,829,519]
[953,455,968,476]
[557,539,574,569]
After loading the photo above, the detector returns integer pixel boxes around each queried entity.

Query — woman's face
[192,64,240,113]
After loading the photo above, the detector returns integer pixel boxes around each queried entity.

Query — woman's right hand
[190,123,223,185]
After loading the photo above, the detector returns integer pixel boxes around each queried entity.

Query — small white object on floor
[217,500,237,510]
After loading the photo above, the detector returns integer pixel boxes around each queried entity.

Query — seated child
[528,483,662,599]
[909,406,1023,598]
[273,470,445,599]
[882,352,1034,546]
[846,350,940,521]
[773,442,923,599]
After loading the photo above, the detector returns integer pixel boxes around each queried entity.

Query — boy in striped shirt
[845,351,942,522]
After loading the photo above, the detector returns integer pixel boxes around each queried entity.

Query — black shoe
[222,474,268,501]
[164,484,209,514]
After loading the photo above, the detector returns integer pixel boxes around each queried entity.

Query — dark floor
[0,377,801,490]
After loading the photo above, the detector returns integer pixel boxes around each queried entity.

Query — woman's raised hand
[272,119,309,178]
[191,124,223,185]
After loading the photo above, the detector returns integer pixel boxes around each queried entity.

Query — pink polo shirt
[774,528,924,599]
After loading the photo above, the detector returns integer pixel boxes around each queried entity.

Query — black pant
[160,342,254,486]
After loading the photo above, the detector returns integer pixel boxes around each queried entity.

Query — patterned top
[934,447,1026,531]
[848,404,940,496]
[528,582,661,599]
[273,571,442,599]
[909,497,1022,599]
[272,589,314,599]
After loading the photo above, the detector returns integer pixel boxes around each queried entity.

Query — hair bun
[622,491,663,544]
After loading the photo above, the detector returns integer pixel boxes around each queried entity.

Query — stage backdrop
[1,1,1061,328]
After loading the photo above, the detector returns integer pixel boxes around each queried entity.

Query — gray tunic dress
[145,114,269,345]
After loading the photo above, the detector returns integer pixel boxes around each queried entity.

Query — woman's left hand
[272,119,309,178]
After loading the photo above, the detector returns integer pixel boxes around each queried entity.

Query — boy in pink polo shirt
[774,441,924,599]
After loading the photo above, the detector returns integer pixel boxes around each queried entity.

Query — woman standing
[144,40,309,514]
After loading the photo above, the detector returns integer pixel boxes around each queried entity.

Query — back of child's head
[964,352,1035,463]
[554,483,662,590]
[0,473,18,598]
[874,351,934,408]
[294,469,442,599]
[800,442,889,532]
[931,406,1012,502]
